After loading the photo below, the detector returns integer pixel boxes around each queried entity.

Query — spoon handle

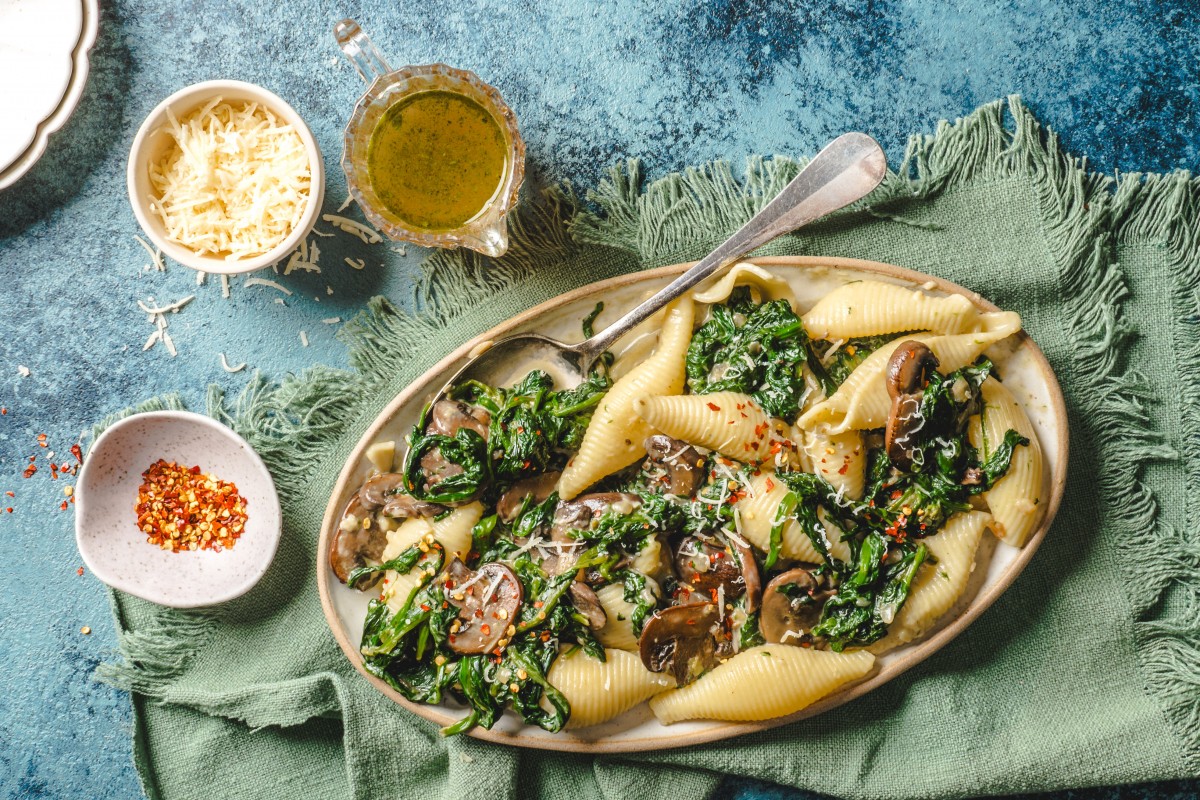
[578,132,888,363]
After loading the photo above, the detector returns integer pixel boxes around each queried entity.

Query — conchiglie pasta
[692,262,796,307]
[381,503,482,613]
[798,312,1022,433]
[630,535,668,580]
[866,510,989,654]
[802,280,978,339]
[801,427,866,500]
[594,582,653,651]
[634,391,772,463]
[969,378,1044,546]
[558,299,694,499]
[546,647,672,728]
[649,645,874,724]
[737,472,851,563]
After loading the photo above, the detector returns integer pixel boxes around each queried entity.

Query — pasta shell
[968,378,1044,546]
[649,645,874,724]
[798,312,1022,433]
[558,299,694,499]
[595,583,642,651]
[692,262,796,308]
[801,426,866,500]
[802,280,978,339]
[381,503,482,613]
[547,647,672,728]
[634,391,772,463]
[866,509,990,654]
[736,472,851,563]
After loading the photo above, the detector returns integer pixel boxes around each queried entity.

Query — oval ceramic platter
[318,255,1068,753]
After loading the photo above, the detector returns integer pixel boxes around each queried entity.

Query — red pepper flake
[890,489,903,500]
[533,601,543,608]
[5,508,11,514]
[77,567,84,576]
[60,501,68,511]
[765,478,775,492]
[0,408,7,415]
[706,402,721,412]
[50,463,59,480]
[420,603,431,612]
[22,463,36,479]
[480,623,491,635]
[4,491,12,498]
[70,444,83,463]
[135,459,249,553]
[837,463,849,475]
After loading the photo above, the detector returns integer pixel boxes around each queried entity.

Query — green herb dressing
[367,90,507,231]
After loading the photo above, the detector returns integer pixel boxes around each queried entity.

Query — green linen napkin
[97,97,1200,800]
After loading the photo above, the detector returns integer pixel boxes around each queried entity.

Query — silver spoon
[426,132,886,405]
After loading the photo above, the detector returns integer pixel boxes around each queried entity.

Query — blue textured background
[1,1,1197,798]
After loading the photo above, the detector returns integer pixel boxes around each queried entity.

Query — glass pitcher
[334,19,525,257]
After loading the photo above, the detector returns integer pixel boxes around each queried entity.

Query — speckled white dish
[76,411,281,608]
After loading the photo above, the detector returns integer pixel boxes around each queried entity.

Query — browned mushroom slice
[495,471,561,523]
[428,399,491,439]
[544,492,641,575]
[643,434,706,497]
[885,341,941,470]
[730,537,762,614]
[381,493,445,519]
[885,340,940,399]
[329,496,389,589]
[359,472,407,510]
[759,567,835,645]
[638,602,727,685]
[445,560,523,655]
[673,535,752,605]
[568,581,608,630]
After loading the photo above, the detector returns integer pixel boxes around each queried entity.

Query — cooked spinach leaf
[686,287,809,421]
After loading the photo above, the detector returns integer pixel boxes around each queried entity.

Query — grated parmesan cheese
[148,98,311,261]
[219,353,246,373]
[344,257,365,270]
[244,277,292,296]
[299,331,309,347]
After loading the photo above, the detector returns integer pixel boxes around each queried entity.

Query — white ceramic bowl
[126,80,326,275]
[76,411,282,608]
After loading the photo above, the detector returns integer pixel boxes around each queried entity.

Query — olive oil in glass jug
[334,19,525,257]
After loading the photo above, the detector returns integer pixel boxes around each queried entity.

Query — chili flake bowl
[75,410,281,608]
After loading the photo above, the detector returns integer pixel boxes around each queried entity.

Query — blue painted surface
[0,1,1197,798]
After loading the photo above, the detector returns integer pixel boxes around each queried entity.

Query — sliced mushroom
[673,534,759,612]
[731,537,762,614]
[359,472,406,509]
[428,399,491,440]
[420,447,466,489]
[674,536,741,598]
[359,472,444,518]
[886,340,940,399]
[638,602,729,685]
[885,341,940,470]
[568,581,608,630]
[382,493,445,519]
[329,496,389,589]
[643,434,705,497]
[543,493,641,575]
[445,559,523,655]
[760,567,836,645]
[496,471,561,522]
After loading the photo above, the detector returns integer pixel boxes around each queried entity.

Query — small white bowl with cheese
[128,80,325,275]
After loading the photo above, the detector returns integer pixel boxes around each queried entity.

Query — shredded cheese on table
[148,98,311,261]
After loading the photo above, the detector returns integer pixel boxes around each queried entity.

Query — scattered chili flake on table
[135,459,248,552]
[77,567,84,576]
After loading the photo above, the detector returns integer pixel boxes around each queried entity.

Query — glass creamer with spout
[334,19,525,257]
